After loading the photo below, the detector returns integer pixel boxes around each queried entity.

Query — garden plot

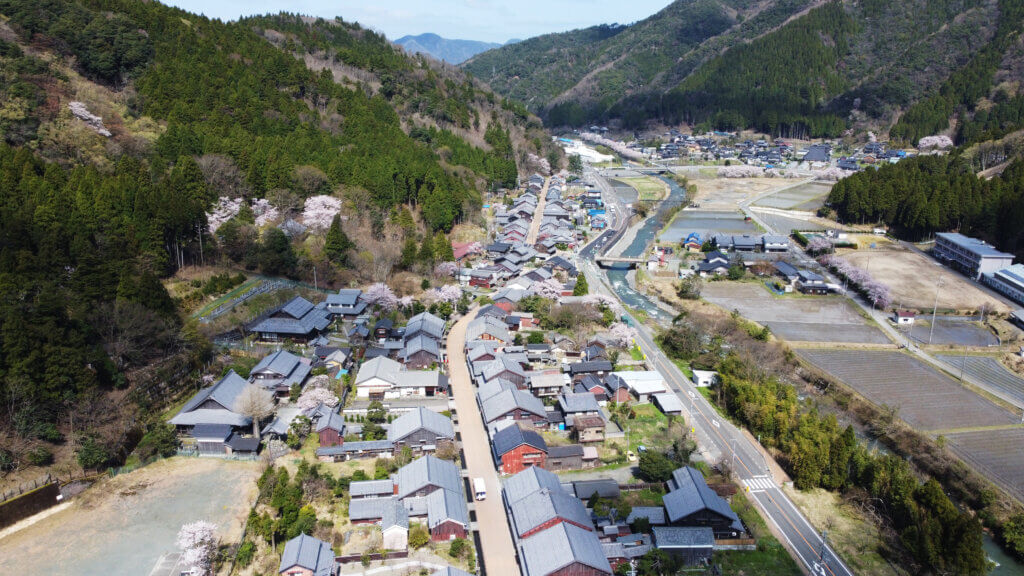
[946,428,1024,503]
[796,349,1018,431]
[702,283,889,344]
[934,354,1024,406]
[0,457,259,575]
[843,248,1009,312]
[661,210,757,243]
[753,181,832,211]
[908,317,998,347]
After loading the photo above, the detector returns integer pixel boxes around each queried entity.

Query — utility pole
[928,277,943,344]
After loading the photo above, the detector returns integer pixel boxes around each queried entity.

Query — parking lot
[703,283,890,344]
[797,349,1018,431]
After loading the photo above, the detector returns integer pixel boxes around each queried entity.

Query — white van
[473,477,486,501]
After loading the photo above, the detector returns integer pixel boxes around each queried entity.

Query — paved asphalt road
[446,308,520,576]
[580,170,854,576]
[525,178,548,246]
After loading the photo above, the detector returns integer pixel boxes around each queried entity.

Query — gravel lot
[703,283,889,344]
[934,354,1024,405]
[946,428,1024,503]
[797,349,1018,431]
[0,457,259,576]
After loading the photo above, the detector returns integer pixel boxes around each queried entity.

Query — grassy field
[784,487,904,576]
[616,176,668,202]
[714,491,801,576]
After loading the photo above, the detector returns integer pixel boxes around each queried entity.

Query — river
[603,175,685,323]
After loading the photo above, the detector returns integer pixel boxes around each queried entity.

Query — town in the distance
[1,2,1024,576]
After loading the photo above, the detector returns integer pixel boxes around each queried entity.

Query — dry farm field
[842,248,1010,312]
[934,354,1024,406]
[908,317,998,347]
[752,181,833,211]
[944,428,1024,503]
[689,177,804,211]
[796,349,1018,431]
[0,457,259,576]
[702,282,890,344]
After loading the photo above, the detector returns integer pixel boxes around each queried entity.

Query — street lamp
[928,277,944,345]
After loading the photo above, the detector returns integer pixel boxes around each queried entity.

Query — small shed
[691,370,719,388]
[652,393,684,415]
[652,526,714,565]
[893,310,916,325]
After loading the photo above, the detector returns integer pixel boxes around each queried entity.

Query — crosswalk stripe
[743,476,775,492]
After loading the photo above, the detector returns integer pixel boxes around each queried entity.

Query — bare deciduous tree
[235,386,275,439]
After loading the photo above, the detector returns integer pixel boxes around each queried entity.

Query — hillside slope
[0,0,553,473]
[394,33,502,64]
[465,0,1019,140]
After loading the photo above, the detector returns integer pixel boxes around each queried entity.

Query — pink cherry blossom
[607,322,637,348]
[302,195,342,231]
[176,521,217,575]
[364,282,398,310]
[533,277,564,299]
[297,386,339,410]
[918,135,954,150]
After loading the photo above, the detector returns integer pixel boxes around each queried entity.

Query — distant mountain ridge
[463,0,1024,141]
[394,33,506,64]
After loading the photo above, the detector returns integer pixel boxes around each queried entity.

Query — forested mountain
[465,0,1024,141]
[394,33,503,64]
[0,0,554,470]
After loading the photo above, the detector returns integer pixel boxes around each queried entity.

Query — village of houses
[159,173,762,576]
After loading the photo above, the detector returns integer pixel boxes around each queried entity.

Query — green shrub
[236,540,255,567]
[27,446,54,466]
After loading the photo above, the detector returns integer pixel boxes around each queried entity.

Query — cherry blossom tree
[815,167,851,182]
[608,322,637,348]
[252,198,280,227]
[398,295,415,309]
[718,165,764,178]
[467,241,483,255]
[434,261,458,278]
[207,197,242,233]
[918,135,954,150]
[580,133,646,161]
[301,195,342,231]
[297,387,339,410]
[364,282,398,310]
[533,278,564,299]
[177,521,217,575]
[865,280,892,309]
[423,284,462,304]
[806,236,833,255]
[867,131,877,143]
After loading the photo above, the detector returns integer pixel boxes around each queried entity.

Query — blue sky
[162,0,672,43]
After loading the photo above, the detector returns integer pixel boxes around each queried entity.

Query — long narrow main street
[525,178,548,246]
[446,309,519,576]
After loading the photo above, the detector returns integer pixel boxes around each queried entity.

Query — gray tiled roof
[477,379,519,402]
[511,487,592,537]
[315,410,345,433]
[349,497,397,521]
[567,361,613,375]
[382,499,410,530]
[251,350,311,388]
[481,389,546,423]
[626,506,667,526]
[652,526,714,548]
[316,440,394,457]
[251,297,331,336]
[492,425,547,458]
[401,334,440,362]
[466,316,511,343]
[355,356,402,386]
[350,479,395,498]
[558,393,601,414]
[279,534,333,576]
[169,370,252,427]
[326,288,362,307]
[520,522,611,576]
[663,467,739,525]
[482,355,526,382]
[388,407,454,443]
[405,311,445,340]
[395,455,461,500]
[190,423,232,442]
[502,467,566,505]
[426,488,469,529]
[548,444,584,459]
[281,296,315,319]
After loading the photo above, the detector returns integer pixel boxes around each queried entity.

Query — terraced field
[946,428,1024,503]
[796,349,1018,431]
[935,354,1024,406]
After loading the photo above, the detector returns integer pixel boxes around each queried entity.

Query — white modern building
[934,232,1015,280]
[985,264,1024,305]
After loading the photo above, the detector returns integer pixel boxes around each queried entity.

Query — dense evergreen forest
[827,154,1024,258]
[0,0,548,469]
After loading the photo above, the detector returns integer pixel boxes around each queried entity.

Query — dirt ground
[0,457,260,576]
[689,177,809,211]
[842,248,1010,313]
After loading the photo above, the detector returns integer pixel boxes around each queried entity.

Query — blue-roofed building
[250,350,312,397]
[325,288,367,318]
[279,533,334,576]
[934,232,1015,280]
[249,296,332,343]
[663,467,743,538]
[986,264,1024,304]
